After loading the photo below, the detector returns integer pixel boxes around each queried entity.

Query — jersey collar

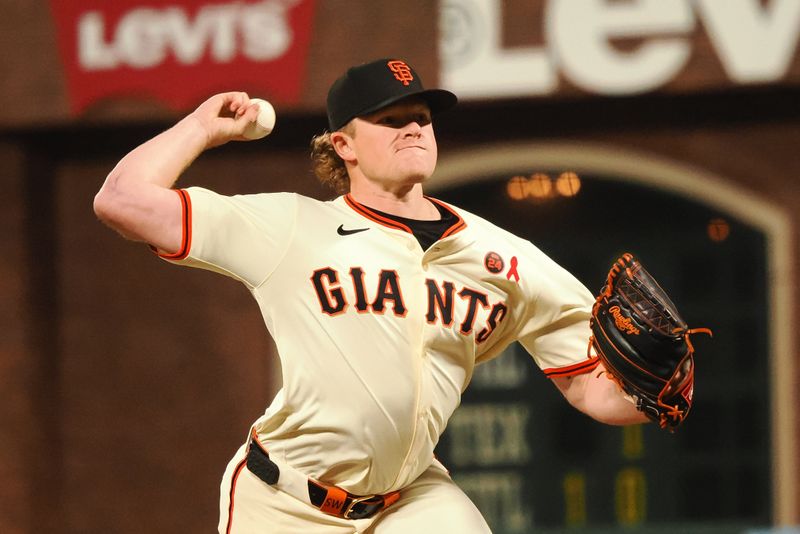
[343,194,467,237]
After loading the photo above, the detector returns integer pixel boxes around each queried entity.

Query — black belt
[246,437,400,520]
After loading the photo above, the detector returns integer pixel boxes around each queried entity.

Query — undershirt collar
[369,203,457,251]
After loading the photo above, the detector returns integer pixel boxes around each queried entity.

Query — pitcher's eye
[415,113,432,126]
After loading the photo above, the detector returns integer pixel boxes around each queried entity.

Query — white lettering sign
[78,0,294,71]
[440,0,800,97]
[695,0,800,83]
[549,0,694,94]
[440,0,556,97]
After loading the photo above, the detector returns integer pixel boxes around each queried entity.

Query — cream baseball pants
[218,443,492,534]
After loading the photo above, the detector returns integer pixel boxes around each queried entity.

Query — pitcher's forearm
[104,115,210,192]
[553,364,648,426]
[581,372,648,425]
[93,92,260,249]
[92,116,208,247]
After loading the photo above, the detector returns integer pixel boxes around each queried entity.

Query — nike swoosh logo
[337,224,369,236]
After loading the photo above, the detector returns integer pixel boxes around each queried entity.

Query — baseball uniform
[158,187,599,532]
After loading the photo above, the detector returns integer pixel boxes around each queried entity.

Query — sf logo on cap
[387,60,414,86]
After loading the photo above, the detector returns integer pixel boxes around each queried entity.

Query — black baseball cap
[326,58,458,131]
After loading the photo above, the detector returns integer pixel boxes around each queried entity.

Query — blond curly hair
[310,123,355,194]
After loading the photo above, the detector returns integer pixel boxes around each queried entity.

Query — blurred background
[1,0,798,532]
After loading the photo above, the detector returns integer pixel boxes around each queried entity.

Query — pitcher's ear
[331,130,355,162]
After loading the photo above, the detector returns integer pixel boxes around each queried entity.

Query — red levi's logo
[48,0,316,115]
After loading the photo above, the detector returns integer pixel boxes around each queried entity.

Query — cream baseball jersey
[161,187,598,496]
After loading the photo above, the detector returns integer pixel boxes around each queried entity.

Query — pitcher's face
[347,99,438,188]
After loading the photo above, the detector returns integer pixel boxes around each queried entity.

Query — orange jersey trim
[344,194,467,237]
[225,457,248,534]
[426,196,466,237]
[344,194,412,233]
[157,189,192,260]
[543,356,600,378]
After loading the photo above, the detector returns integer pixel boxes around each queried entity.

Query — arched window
[433,142,793,532]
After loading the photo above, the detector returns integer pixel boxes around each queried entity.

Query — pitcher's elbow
[93,188,114,223]
[93,175,128,226]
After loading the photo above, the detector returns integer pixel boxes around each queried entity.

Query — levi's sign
[441,0,800,98]
[49,0,316,114]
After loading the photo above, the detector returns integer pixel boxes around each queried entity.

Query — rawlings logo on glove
[589,253,712,430]
[609,305,640,335]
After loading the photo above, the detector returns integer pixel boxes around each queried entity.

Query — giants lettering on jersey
[311,267,508,343]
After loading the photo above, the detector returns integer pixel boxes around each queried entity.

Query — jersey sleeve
[157,187,297,288]
[515,243,599,378]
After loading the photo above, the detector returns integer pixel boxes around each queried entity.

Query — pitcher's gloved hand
[590,253,712,430]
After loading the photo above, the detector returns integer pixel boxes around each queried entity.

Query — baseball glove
[589,253,712,430]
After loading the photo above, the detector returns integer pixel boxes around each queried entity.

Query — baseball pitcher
[94,58,708,533]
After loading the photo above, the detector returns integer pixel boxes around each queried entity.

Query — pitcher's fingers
[228,92,251,116]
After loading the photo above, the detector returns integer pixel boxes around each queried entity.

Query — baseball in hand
[242,98,276,139]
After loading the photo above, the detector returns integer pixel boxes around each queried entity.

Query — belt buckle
[343,494,379,519]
